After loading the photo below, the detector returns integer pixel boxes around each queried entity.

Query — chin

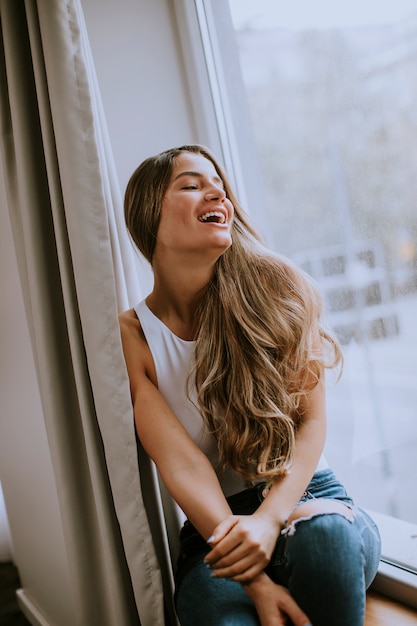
[214,239,232,254]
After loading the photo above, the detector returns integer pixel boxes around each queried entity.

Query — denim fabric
[174,469,381,626]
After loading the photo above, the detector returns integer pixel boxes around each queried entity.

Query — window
[194,0,417,605]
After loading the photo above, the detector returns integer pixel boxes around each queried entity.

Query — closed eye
[181,185,198,190]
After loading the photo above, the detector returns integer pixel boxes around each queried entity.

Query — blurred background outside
[227,0,417,537]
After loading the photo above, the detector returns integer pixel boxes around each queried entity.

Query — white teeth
[198,211,226,224]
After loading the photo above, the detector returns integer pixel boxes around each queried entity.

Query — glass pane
[227,0,417,539]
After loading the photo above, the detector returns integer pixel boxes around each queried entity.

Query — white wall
[81,0,198,192]
[0,0,201,623]
[0,482,13,561]
[0,170,76,625]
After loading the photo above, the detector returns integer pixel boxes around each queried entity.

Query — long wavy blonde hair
[124,145,342,485]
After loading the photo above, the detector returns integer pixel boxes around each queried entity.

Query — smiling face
[153,152,234,262]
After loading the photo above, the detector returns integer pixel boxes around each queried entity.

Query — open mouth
[198,211,226,224]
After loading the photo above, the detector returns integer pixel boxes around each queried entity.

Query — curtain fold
[0,0,175,623]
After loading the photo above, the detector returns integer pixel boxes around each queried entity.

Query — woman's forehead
[171,152,219,178]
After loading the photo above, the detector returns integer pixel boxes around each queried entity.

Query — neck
[146,256,216,340]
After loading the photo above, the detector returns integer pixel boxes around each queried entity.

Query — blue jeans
[175,469,381,626]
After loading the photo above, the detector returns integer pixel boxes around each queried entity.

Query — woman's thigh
[175,555,260,626]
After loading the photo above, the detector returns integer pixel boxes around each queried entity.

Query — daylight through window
[225,0,417,573]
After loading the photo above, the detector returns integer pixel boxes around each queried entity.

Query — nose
[205,184,226,202]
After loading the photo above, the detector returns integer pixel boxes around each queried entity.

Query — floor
[0,562,30,626]
[365,591,417,626]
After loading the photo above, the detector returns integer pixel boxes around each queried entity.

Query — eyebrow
[173,170,223,185]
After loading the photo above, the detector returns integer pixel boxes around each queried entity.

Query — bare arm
[256,364,326,528]
[205,329,327,581]
[119,309,232,540]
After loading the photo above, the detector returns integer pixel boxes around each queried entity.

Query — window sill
[368,510,417,610]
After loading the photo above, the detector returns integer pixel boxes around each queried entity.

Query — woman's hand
[204,511,281,582]
[243,573,311,626]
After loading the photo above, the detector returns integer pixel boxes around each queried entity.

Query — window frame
[174,0,417,609]
[172,0,273,242]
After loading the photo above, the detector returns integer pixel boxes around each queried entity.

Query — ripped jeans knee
[260,470,382,626]
[281,498,355,536]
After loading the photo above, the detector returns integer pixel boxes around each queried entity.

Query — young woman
[119,144,381,626]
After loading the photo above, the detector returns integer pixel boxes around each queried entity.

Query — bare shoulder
[118,307,147,352]
[118,308,156,384]
[119,307,141,335]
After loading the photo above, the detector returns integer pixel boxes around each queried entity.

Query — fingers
[205,515,272,580]
[278,589,311,626]
[205,518,242,567]
[206,516,238,547]
[255,592,311,626]
[256,606,288,626]
[206,543,268,581]
[258,608,310,626]
[209,554,267,583]
[205,518,269,564]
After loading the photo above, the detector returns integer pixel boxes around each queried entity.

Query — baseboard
[16,588,52,626]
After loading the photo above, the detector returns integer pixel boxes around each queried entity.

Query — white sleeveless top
[134,299,327,497]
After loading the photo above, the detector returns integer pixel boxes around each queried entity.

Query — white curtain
[0,0,176,623]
